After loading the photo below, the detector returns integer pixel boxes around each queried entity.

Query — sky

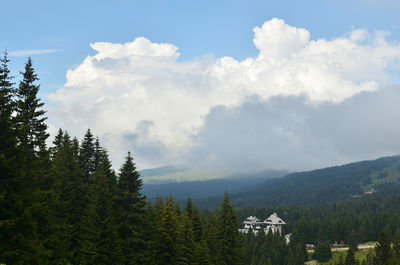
[2,0,400,171]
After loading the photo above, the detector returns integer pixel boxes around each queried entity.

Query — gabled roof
[263,213,285,225]
[244,216,261,224]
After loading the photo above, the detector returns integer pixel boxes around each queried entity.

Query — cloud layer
[48,18,400,170]
[9,49,62,56]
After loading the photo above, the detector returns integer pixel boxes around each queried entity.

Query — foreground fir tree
[176,210,195,264]
[313,240,332,262]
[205,211,218,264]
[49,130,84,263]
[117,151,147,265]
[345,247,358,265]
[15,57,49,158]
[77,149,122,265]
[374,229,393,265]
[0,50,16,176]
[5,57,52,264]
[79,128,95,182]
[216,192,244,265]
[0,50,20,264]
[392,230,400,261]
[158,196,179,264]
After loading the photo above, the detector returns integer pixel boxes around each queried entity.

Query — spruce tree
[117,151,147,265]
[50,128,63,159]
[77,150,122,265]
[48,130,78,263]
[7,57,52,264]
[0,50,19,264]
[0,50,16,174]
[374,229,393,265]
[193,240,213,265]
[345,247,358,265]
[79,129,95,182]
[185,197,193,219]
[392,230,400,259]
[288,228,307,264]
[158,196,179,264]
[205,211,218,265]
[176,210,195,264]
[313,240,332,262]
[192,206,203,242]
[15,57,49,157]
[216,192,244,265]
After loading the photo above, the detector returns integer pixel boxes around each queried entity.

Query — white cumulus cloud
[47,18,400,169]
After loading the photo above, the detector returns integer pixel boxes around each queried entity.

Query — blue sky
[3,0,400,97]
[2,0,400,170]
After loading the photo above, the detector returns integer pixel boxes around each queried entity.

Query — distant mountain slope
[140,165,187,179]
[140,167,233,184]
[196,155,400,209]
[142,169,289,199]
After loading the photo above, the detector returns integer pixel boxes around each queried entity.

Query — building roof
[263,213,286,225]
[244,216,261,224]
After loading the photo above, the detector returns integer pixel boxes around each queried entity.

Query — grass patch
[310,248,372,264]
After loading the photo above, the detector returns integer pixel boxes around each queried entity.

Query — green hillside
[142,169,289,199]
[196,155,400,209]
[140,167,233,184]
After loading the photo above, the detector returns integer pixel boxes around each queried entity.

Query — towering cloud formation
[48,18,400,170]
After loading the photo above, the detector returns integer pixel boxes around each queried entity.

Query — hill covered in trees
[195,155,400,209]
[142,169,288,199]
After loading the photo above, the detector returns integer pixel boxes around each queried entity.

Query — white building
[263,212,285,235]
[239,213,286,236]
[238,216,263,235]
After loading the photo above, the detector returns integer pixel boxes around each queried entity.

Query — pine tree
[77,150,122,265]
[216,192,244,265]
[50,128,63,159]
[48,130,78,263]
[176,210,195,264]
[374,229,393,265]
[117,151,147,265]
[15,57,49,157]
[0,49,20,264]
[6,57,52,264]
[193,240,213,265]
[293,243,306,265]
[392,230,400,259]
[337,253,345,265]
[79,129,95,182]
[0,50,16,176]
[289,228,308,263]
[192,206,203,243]
[345,247,358,265]
[205,211,218,265]
[313,240,332,262]
[93,137,102,172]
[185,197,193,219]
[142,203,162,265]
[158,196,179,264]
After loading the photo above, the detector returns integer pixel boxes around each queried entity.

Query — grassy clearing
[308,246,373,264]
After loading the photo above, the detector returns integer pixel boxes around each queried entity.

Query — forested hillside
[142,169,288,199]
[196,156,400,209]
